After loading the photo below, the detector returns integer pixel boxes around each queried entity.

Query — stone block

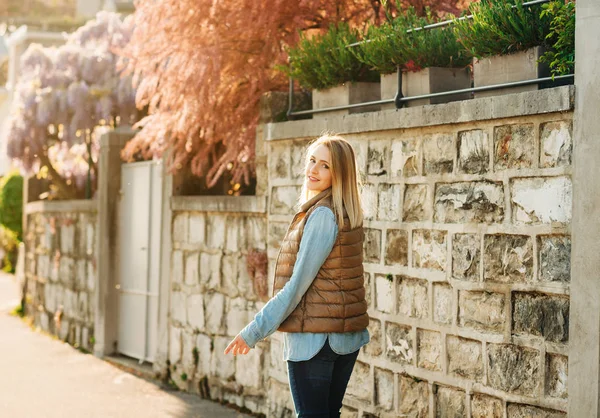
[268,222,288,251]
[204,292,225,334]
[399,375,429,418]
[385,229,408,266]
[199,253,221,290]
[375,274,394,313]
[76,260,86,290]
[226,297,253,336]
[367,140,390,177]
[377,184,401,221]
[397,276,428,319]
[269,143,291,180]
[172,213,188,243]
[413,230,447,271]
[546,353,568,399]
[77,292,88,321]
[169,326,182,365]
[59,257,74,285]
[44,283,56,314]
[423,133,454,175]
[447,335,483,381]
[364,318,382,357]
[494,124,535,170]
[507,404,566,418]
[347,360,371,401]
[188,214,206,245]
[434,181,504,224]
[483,234,533,283]
[391,140,420,177]
[36,254,50,280]
[362,183,378,221]
[220,254,239,298]
[471,394,503,418]
[540,120,572,168]
[458,290,506,333]
[511,177,572,225]
[512,292,569,343]
[187,294,205,330]
[170,291,186,325]
[60,223,75,255]
[245,216,266,250]
[487,344,540,396]
[64,289,77,318]
[224,218,239,253]
[435,386,466,418]
[458,129,489,174]
[206,215,226,249]
[340,406,358,418]
[291,141,308,180]
[172,250,183,284]
[433,283,453,325]
[386,322,413,364]
[210,336,235,379]
[181,331,197,376]
[452,234,480,281]
[403,184,431,222]
[87,261,95,292]
[185,253,199,286]
[86,223,94,256]
[194,333,212,376]
[364,228,382,263]
[364,273,372,309]
[235,345,262,388]
[270,186,301,215]
[417,329,442,371]
[538,235,571,283]
[375,368,394,410]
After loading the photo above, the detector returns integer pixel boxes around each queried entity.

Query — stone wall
[264,86,573,417]
[165,196,277,414]
[23,200,96,351]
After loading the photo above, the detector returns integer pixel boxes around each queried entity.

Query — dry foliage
[121,0,471,189]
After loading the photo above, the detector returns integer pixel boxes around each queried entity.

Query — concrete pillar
[76,0,104,18]
[569,1,600,416]
[155,151,173,376]
[93,127,134,357]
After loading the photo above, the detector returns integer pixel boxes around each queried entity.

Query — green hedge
[0,172,23,241]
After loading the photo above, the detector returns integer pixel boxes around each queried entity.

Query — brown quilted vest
[272,188,369,333]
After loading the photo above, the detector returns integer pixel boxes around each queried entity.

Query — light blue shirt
[240,206,370,362]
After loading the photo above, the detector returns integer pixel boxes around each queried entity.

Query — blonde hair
[299,134,364,229]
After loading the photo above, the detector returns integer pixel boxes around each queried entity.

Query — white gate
[118,160,163,362]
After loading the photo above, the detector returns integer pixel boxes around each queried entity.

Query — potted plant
[356,6,472,109]
[284,22,380,119]
[538,0,575,82]
[453,0,552,98]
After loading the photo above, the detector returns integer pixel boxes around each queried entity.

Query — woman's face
[305,144,332,194]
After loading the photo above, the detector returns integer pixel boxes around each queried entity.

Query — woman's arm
[227,206,338,352]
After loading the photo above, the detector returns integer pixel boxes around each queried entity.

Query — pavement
[0,272,253,418]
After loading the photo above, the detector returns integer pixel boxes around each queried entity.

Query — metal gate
[117,160,163,362]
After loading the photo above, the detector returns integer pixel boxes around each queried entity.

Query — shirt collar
[298,187,332,213]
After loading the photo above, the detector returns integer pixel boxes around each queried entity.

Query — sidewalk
[0,273,252,418]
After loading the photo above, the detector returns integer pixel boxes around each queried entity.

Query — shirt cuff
[240,321,261,348]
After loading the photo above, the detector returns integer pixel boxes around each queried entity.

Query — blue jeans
[287,340,359,418]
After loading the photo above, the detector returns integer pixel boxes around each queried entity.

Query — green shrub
[356,7,472,74]
[538,0,575,77]
[283,22,378,90]
[0,172,24,241]
[453,0,551,59]
[0,225,19,273]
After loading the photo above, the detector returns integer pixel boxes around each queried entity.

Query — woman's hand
[224,334,251,356]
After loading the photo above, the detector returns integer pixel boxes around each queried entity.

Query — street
[0,273,251,418]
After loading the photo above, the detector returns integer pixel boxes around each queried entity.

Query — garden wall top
[171,195,267,214]
[265,85,574,141]
[25,199,97,214]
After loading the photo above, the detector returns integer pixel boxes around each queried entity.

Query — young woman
[225,134,370,418]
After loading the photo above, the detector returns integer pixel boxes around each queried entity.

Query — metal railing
[286,0,573,119]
